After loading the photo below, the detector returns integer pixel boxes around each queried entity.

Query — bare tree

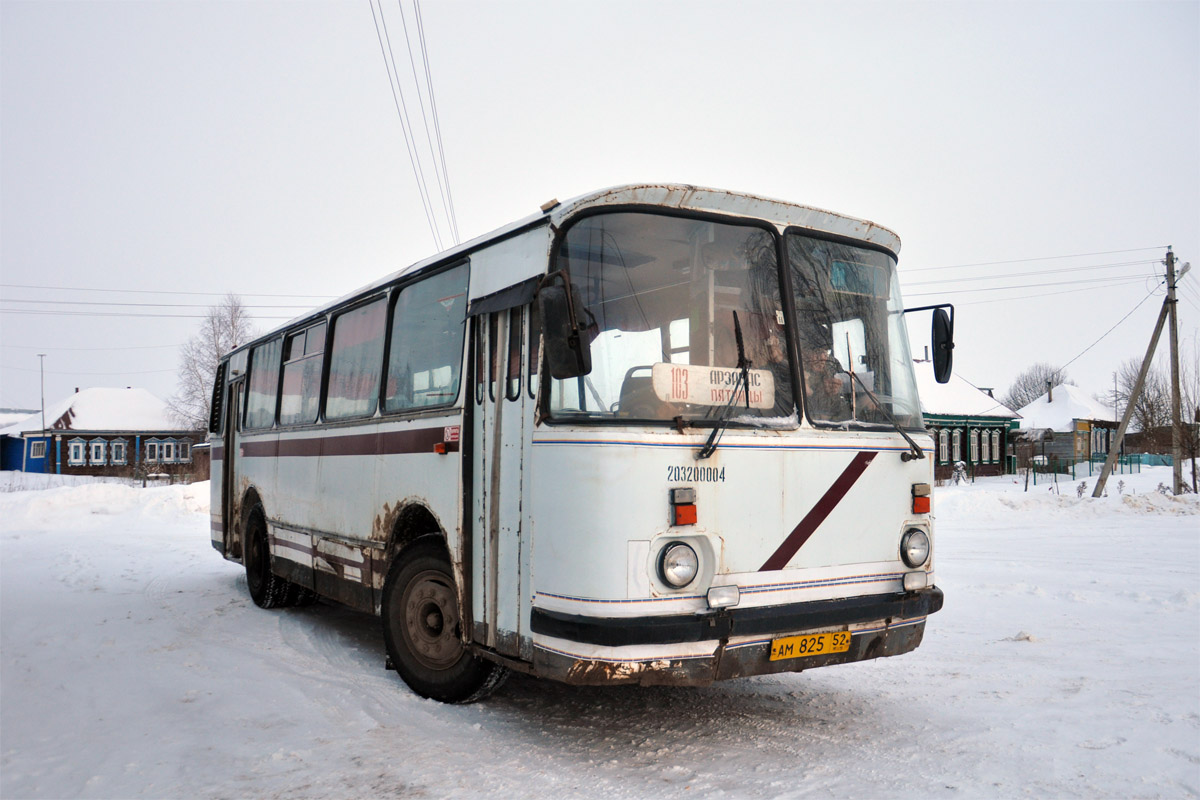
[1002,363,1073,412]
[168,294,255,429]
[1109,356,1172,434]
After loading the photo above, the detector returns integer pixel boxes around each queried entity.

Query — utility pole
[1165,248,1184,495]
[37,353,47,434]
[1093,302,1170,497]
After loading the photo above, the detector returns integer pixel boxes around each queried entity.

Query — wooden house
[1014,383,1119,470]
[0,388,205,481]
[913,359,1021,481]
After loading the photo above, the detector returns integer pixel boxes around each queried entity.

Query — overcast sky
[2,0,1197,415]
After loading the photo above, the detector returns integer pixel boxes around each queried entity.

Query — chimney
[1047,380,1053,403]
[75,387,79,393]
[923,345,929,361]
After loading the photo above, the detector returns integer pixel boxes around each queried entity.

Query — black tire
[287,584,318,607]
[381,537,508,703]
[243,504,293,609]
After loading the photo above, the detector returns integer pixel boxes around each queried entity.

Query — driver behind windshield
[798,319,850,421]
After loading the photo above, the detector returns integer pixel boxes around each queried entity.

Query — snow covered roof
[1016,383,1116,431]
[0,388,187,436]
[0,410,37,429]
[913,360,1018,420]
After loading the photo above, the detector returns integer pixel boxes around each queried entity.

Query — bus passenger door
[222,376,244,558]
[470,308,530,657]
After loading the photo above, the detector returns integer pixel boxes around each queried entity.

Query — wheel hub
[403,571,462,670]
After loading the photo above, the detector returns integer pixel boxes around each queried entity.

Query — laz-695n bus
[209,184,952,703]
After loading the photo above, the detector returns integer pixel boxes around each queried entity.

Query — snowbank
[936,464,1200,521]
[1,468,1196,799]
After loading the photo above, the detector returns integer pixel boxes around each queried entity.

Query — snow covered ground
[1,467,1197,799]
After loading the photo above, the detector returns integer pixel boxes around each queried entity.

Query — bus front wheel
[381,537,507,703]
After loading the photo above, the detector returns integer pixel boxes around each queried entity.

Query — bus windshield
[787,233,923,431]
[549,212,795,424]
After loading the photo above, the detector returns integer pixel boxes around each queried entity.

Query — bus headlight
[659,542,699,588]
[900,528,930,568]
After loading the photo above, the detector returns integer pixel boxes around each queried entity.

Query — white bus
[209,185,952,703]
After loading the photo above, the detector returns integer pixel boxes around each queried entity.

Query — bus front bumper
[528,586,943,686]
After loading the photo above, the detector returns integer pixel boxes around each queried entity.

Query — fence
[1022,454,1141,485]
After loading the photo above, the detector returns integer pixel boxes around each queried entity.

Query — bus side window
[528,302,540,400]
[280,324,324,426]
[244,338,282,430]
[325,298,387,421]
[506,307,522,401]
[384,263,469,413]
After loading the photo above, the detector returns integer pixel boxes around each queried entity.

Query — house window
[111,440,128,465]
[90,439,108,466]
[992,430,1001,463]
[178,440,191,462]
[29,441,46,459]
[938,429,949,463]
[981,430,990,463]
[969,430,979,463]
[952,430,962,462]
[146,441,160,462]
[162,440,176,463]
[68,439,86,465]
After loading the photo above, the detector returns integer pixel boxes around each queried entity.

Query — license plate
[769,631,852,661]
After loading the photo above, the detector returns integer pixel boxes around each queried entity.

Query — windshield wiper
[845,371,925,462]
[697,311,751,460]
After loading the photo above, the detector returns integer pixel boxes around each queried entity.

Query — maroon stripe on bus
[270,536,314,557]
[240,427,446,459]
[758,451,878,572]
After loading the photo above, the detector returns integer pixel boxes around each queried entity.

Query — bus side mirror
[932,307,954,383]
[537,282,592,379]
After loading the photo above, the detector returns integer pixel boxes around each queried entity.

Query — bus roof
[550,184,901,254]
[232,184,900,356]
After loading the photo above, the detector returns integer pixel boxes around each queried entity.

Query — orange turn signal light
[912,496,931,514]
[673,504,698,526]
[433,443,447,455]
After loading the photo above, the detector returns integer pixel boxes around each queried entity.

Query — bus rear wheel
[381,537,507,703]
[243,504,293,609]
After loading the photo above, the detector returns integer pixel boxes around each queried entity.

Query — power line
[1056,281,1164,376]
[2,364,178,376]
[414,0,458,244]
[0,309,295,320]
[0,283,334,299]
[1,342,184,351]
[368,0,444,251]
[904,273,1152,298]
[948,277,1151,307]
[398,0,456,245]
[1,299,314,309]
[906,246,1168,273]
[903,259,1160,287]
